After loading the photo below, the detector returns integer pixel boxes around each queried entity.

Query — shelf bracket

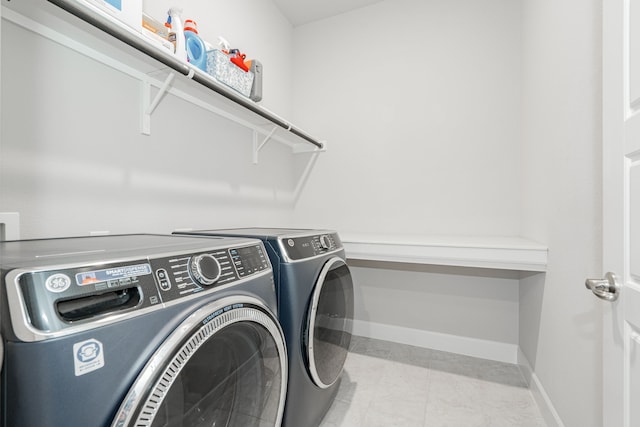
[293,140,327,155]
[141,72,176,135]
[252,126,279,164]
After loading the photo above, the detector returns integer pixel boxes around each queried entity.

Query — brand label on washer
[73,339,105,376]
[75,263,152,286]
[45,273,71,293]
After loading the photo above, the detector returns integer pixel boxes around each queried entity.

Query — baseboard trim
[518,351,566,427]
[352,319,518,364]
[352,320,565,425]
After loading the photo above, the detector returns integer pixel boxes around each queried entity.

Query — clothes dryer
[0,234,287,427]
[175,228,354,427]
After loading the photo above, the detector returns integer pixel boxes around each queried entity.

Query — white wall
[291,0,604,425]
[290,0,522,236]
[351,261,520,350]
[519,0,603,426]
[0,1,297,239]
[289,0,523,362]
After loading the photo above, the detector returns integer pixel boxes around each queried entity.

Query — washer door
[307,257,354,389]
[112,296,287,427]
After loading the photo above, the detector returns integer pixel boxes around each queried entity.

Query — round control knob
[319,235,331,250]
[189,254,221,286]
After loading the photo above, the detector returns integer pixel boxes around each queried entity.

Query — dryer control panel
[279,232,342,261]
[5,241,271,342]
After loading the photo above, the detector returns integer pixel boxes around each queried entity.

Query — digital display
[229,245,268,277]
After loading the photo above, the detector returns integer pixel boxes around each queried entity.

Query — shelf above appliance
[3,0,325,163]
[341,233,548,272]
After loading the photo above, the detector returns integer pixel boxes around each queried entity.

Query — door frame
[602,0,633,425]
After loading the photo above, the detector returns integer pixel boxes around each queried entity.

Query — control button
[189,254,221,286]
[155,269,171,291]
[319,235,331,250]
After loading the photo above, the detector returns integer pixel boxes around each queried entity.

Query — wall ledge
[342,233,548,272]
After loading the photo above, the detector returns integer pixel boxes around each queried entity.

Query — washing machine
[0,234,288,427]
[175,228,354,427]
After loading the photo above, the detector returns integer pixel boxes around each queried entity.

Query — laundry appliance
[0,234,287,427]
[175,228,354,427]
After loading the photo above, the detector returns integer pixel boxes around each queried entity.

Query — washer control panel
[151,243,269,301]
[280,232,342,261]
[9,242,271,339]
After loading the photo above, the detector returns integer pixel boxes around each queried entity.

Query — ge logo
[77,341,100,363]
[45,274,71,293]
[287,239,295,247]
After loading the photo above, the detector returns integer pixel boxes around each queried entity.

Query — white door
[600,0,640,426]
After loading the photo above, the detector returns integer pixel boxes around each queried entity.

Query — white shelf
[2,1,325,162]
[341,233,548,272]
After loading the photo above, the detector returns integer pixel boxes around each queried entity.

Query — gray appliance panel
[177,228,343,262]
[1,234,272,342]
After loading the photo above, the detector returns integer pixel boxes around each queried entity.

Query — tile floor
[320,336,547,427]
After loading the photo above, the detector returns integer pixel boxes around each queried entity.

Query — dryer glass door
[112,298,287,427]
[307,257,354,388]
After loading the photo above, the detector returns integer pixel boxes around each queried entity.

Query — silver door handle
[585,272,620,301]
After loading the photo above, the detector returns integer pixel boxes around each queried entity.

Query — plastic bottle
[183,19,207,71]
[165,17,176,53]
[248,60,263,102]
[167,8,187,62]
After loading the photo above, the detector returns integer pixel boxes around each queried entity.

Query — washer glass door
[307,257,354,388]
[112,298,287,427]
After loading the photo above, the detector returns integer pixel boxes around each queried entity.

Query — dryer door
[112,296,287,427]
[306,257,354,389]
